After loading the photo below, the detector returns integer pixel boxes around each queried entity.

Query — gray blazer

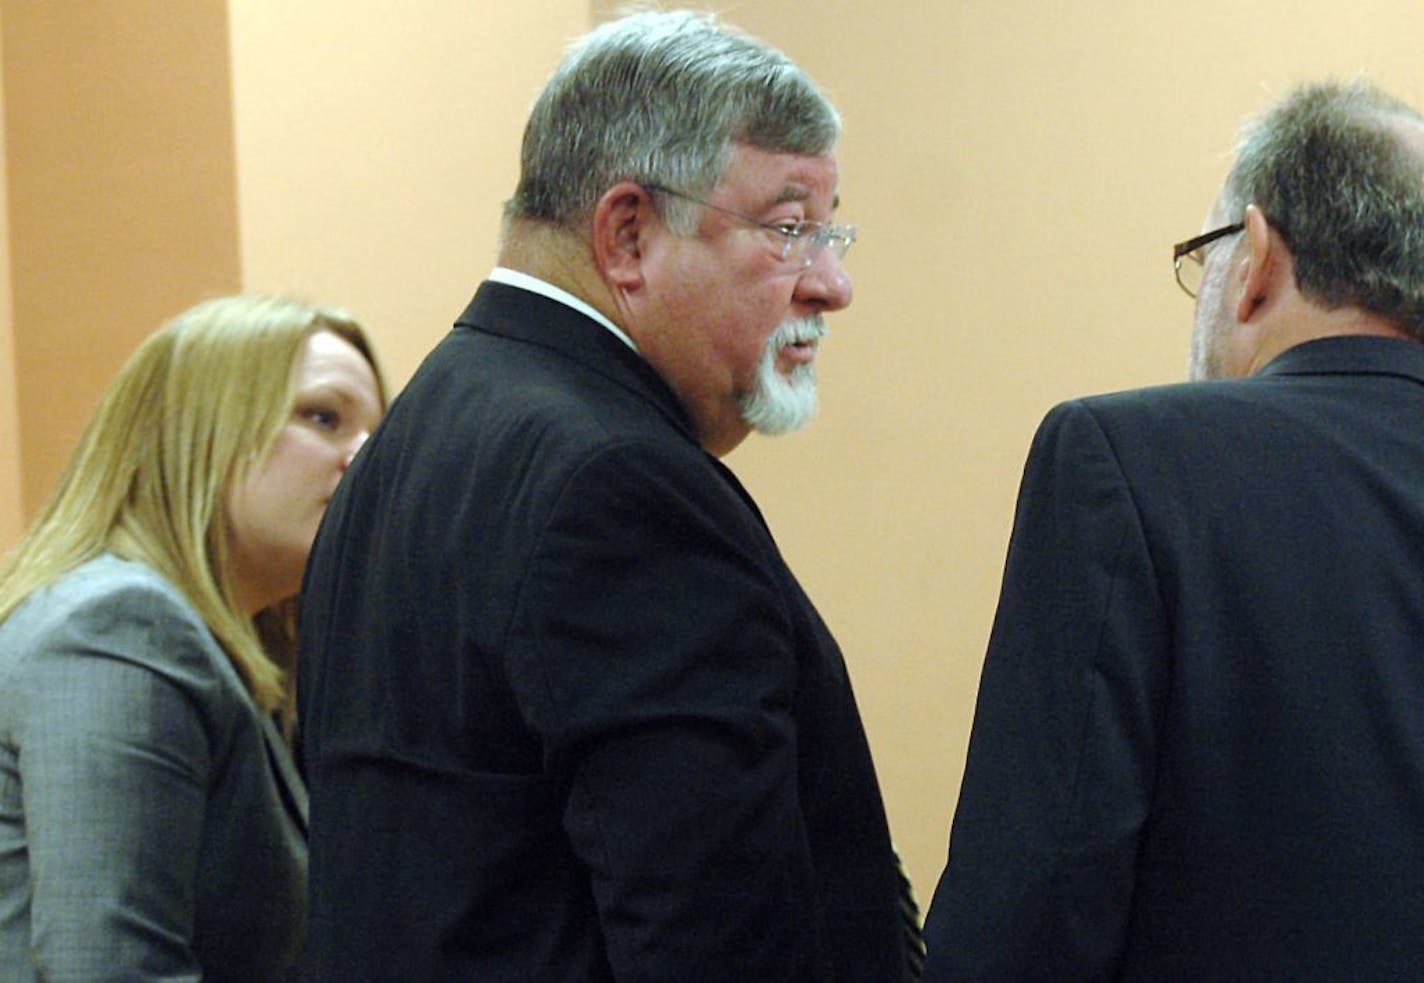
[0,553,308,982]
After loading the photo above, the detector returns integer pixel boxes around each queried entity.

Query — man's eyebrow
[771,186,840,211]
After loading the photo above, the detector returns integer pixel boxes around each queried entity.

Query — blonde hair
[0,294,385,711]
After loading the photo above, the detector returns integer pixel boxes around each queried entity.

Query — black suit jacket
[299,281,912,981]
[924,336,1424,980]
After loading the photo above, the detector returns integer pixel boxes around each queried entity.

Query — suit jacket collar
[1258,334,1424,386]
[455,280,700,446]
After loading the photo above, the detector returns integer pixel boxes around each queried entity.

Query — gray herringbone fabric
[0,553,307,981]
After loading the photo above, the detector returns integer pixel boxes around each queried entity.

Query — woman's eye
[301,407,340,429]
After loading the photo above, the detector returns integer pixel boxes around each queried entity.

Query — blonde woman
[0,295,385,981]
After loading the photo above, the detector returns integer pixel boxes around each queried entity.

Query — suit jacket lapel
[259,712,309,834]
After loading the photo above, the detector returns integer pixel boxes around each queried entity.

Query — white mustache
[768,317,828,349]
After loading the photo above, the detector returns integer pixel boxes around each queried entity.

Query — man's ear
[591,182,655,291]
[1235,204,1277,323]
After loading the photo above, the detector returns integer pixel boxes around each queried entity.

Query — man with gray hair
[923,80,1424,979]
[299,9,922,980]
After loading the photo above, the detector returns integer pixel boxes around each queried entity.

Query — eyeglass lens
[789,226,856,269]
[1175,250,1205,298]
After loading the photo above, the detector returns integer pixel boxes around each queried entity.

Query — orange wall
[0,9,20,550]
[1,0,241,518]
[6,0,1424,904]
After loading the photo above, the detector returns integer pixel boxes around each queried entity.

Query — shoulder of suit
[0,553,238,699]
[46,553,206,625]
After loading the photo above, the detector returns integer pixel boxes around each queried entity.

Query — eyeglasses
[643,183,856,270]
[1172,222,1244,298]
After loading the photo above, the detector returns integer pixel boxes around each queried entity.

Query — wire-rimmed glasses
[643,183,856,270]
[1172,222,1245,297]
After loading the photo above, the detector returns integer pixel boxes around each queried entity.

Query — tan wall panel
[3,0,241,518]
[228,0,590,387]
[720,0,1424,897]
[225,0,1424,903]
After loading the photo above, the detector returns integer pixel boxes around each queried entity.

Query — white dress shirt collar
[487,267,638,352]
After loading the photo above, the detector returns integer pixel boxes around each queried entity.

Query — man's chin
[740,379,819,435]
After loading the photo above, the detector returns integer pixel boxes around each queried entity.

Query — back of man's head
[506,9,839,232]
[1221,81,1424,339]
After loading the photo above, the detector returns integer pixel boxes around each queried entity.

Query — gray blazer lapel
[259,712,309,833]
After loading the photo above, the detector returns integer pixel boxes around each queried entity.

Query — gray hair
[1222,80,1424,339]
[507,9,840,232]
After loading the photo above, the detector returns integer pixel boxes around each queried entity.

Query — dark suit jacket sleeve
[924,400,1173,980]
[503,439,820,980]
[17,583,222,982]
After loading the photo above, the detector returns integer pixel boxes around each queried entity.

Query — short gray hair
[507,9,840,231]
[1222,80,1424,339]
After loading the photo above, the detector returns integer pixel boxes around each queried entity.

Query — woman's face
[227,329,383,613]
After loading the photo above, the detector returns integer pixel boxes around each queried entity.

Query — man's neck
[498,220,615,317]
[1246,299,1416,375]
